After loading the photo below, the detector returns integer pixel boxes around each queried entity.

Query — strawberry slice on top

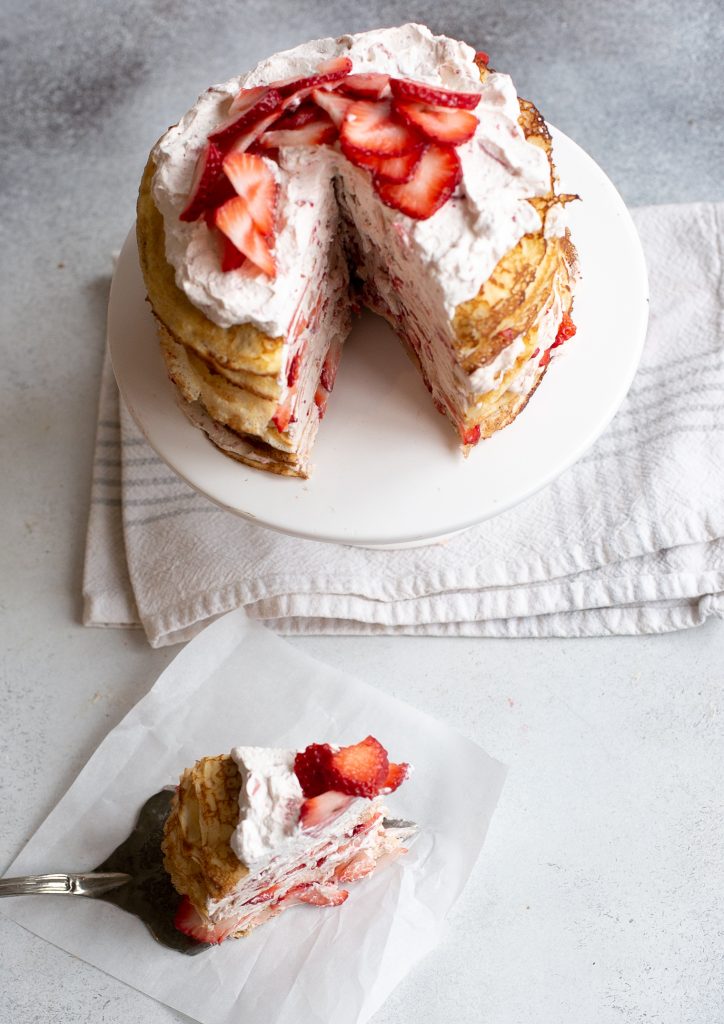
[310,87,355,127]
[395,100,479,145]
[374,143,462,220]
[341,141,426,183]
[179,142,228,222]
[214,196,276,277]
[337,72,391,99]
[222,151,278,235]
[209,87,283,149]
[389,77,482,110]
[327,736,389,798]
[258,114,337,150]
[340,98,422,156]
[271,55,353,98]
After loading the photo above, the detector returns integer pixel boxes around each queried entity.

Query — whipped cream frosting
[151,23,553,338]
[229,746,304,868]
[229,744,373,870]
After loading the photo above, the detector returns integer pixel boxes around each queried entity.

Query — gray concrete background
[1,2,723,1023]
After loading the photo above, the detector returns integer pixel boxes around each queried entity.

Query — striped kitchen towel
[83,201,724,646]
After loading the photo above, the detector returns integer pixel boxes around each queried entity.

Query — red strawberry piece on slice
[300,790,353,830]
[395,100,478,145]
[209,88,283,149]
[460,424,481,446]
[338,72,391,99]
[327,736,389,798]
[474,51,490,66]
[314,385,329,419]
[215,196,276,277]
[220,236,246,272]
[222,151,278,236]
[389,77,481,110]
[375,144,462,220]
[335,851,376,883]
[272,55,353,98]
[229,84,270,116]
[291,883,349,906]
[179,143,227,222]
[310,87,355,127]
[173,897,239,945]
[340,98,423,157]
[258,116,337,150]
[381,761,410,793]
[294,742,334,797]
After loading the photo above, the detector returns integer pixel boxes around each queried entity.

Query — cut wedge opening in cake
[162,737,413,944]
[137,24,579,478]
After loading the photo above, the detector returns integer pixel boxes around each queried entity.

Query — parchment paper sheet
[1,609,506,1024]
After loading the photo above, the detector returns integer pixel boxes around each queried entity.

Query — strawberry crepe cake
[162,736,412,943]
[137,23,578,478]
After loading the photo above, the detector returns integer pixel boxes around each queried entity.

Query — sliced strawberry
[286,347,303,387]
[271,395,293,433]
[294,742,334,797]
[222,151,278,235]
[382,761,410,793]
[340,140,425,182]
[395,100,478,145]
[272,55,353,98]
[460,424,481,445]
[474,51,490,66]
[335,851,376,883]
[320,338,342,392]
[215,196,276,277]
[258,116,337,150]
[226,109,287,156]
[271,100,320,131]
[220,236,246,271]
[389,77,481,110]
[310,87,355,127]
[300,790,353,830]
[555,311,577,345]
[229,84,269,115]
[375,144,462,220]
[245,884,279,905]
[291,883,349,906]
[209,88,283,149]
[173,896,238,945]
[327,736,389,798]
[340,99,422,157]
[179,143,227,222]
[338,72,391,99]
[314,385,329,419]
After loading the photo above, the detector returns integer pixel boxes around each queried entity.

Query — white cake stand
[108,127,648,548]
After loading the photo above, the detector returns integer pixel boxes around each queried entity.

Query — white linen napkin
[83,202,724,647]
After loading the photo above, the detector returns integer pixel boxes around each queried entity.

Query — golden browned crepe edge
[162,754,249,912]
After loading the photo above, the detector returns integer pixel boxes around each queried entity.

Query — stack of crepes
[137,24,578,477]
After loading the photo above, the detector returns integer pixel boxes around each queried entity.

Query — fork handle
[0,872,130,897]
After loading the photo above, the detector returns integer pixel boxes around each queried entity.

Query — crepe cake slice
[162,737,412,943]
